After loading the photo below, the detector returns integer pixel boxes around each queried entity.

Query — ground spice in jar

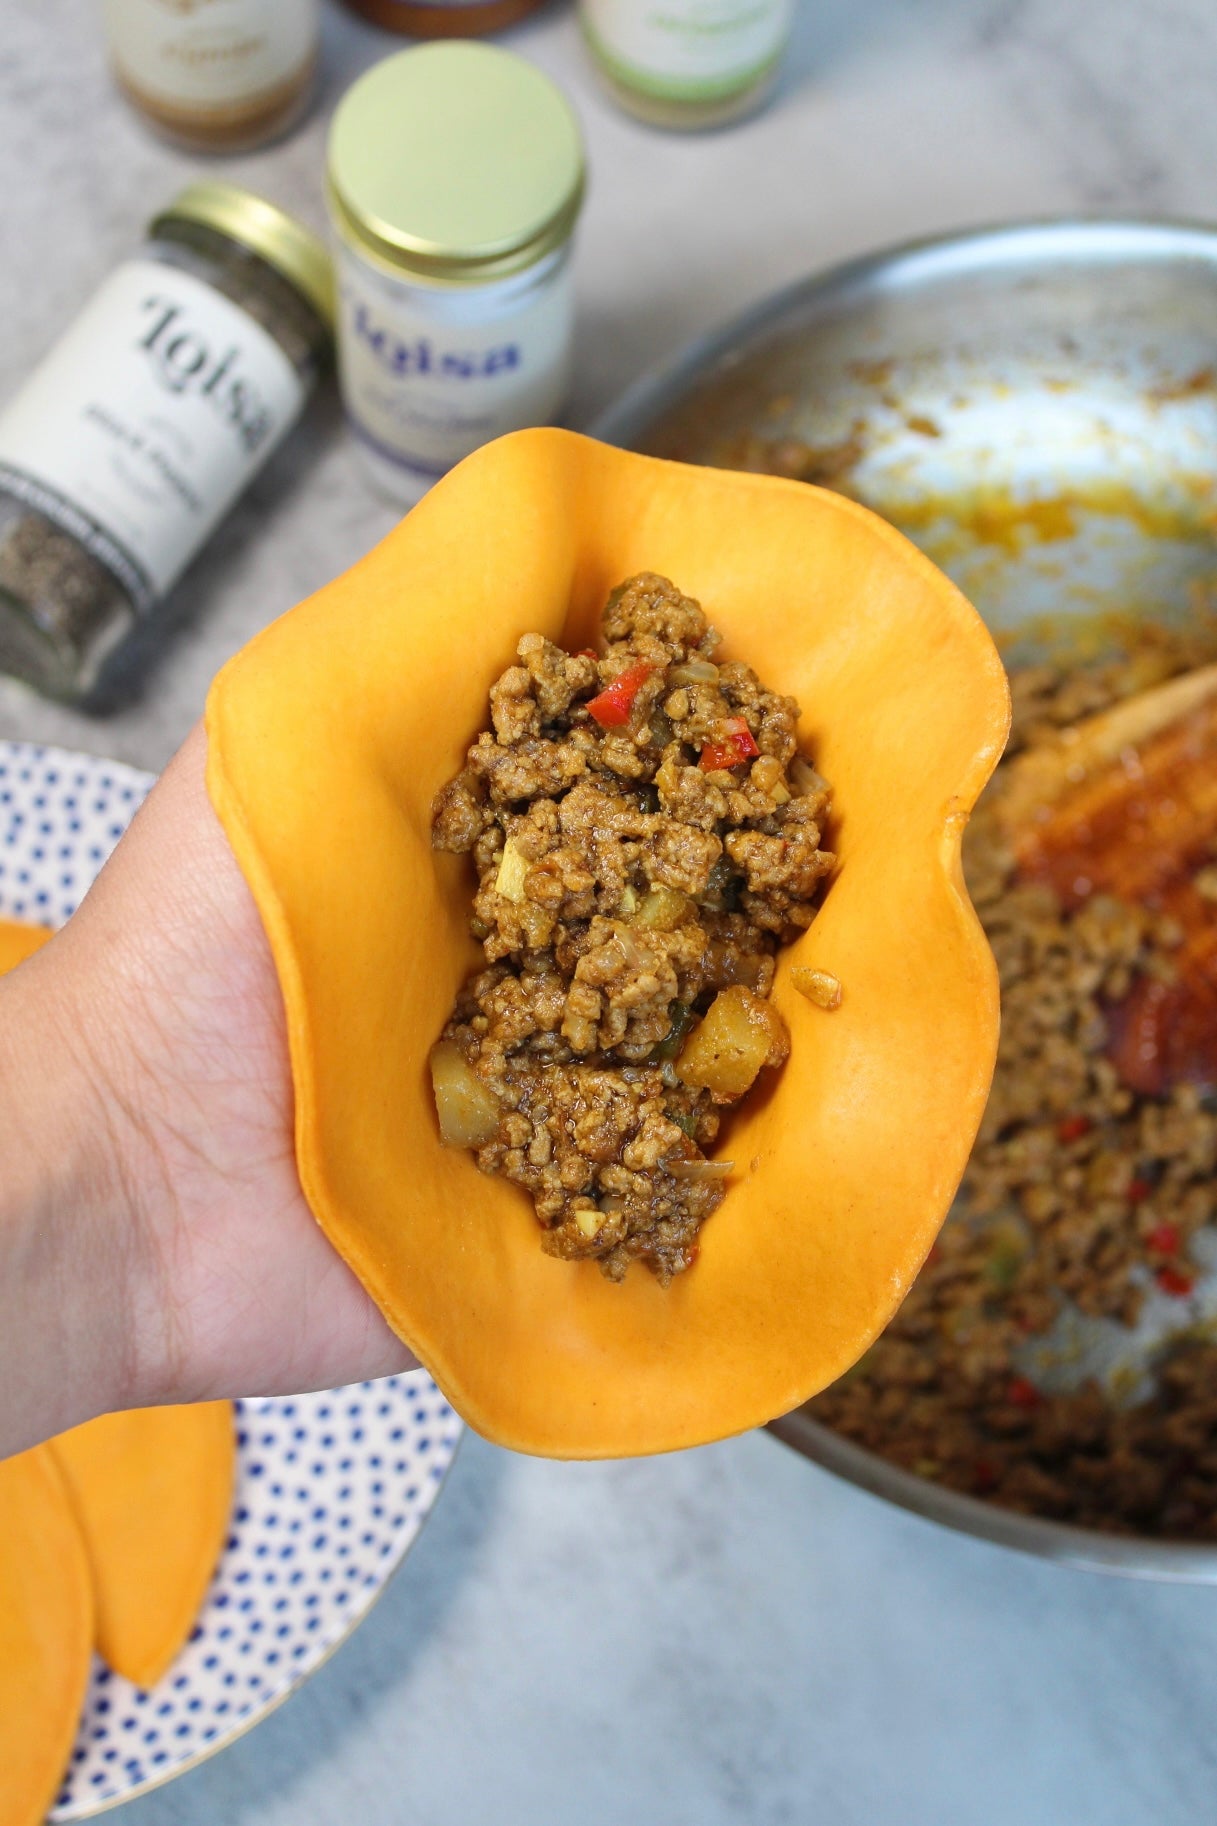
[103,0,319,154]
[0,185,333,701]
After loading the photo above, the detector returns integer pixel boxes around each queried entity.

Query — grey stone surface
[5,3,1217,1821]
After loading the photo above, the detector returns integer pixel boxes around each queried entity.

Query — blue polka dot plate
[0,739,463,1817]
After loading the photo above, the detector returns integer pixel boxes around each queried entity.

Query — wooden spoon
[994,663,1217,1093]
[997,662,1217,864]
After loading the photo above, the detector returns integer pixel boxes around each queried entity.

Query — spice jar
[579,0,794,129]
[326,43,585,504]
[339,0,548,36]
[0,185,333,701]
[103,0,320,153]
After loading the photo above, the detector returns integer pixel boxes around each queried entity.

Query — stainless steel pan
[594,220,1217,1579]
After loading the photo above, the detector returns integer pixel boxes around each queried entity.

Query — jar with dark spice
[0,185,333,701]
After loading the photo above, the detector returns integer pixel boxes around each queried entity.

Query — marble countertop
[6,2,1217,1821]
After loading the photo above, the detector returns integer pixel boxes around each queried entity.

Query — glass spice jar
[326,42,585,504]
[103,0,320,154]
[339,0,548,36]
[0,185,333,701]
[579,0,795,129]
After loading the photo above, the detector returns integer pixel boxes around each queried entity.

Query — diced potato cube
[429,1040,502,1148]
[676,986,789,1101]
[790,966,842,1009]
[495,838,529,903]
[633,886,690,931]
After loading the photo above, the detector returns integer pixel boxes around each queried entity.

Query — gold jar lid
[149,184,336,332]
[326,42,586,286]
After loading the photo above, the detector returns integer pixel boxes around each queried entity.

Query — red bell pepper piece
[1145,1221,1179,1253]
[1056,1114,1092,1144]
[1006,1376,1041,1409]
[1156,1265,1194,1298]
[586,663,654,727]
[699,718,760,772]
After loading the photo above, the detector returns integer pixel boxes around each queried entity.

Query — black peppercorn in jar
[0,185,333,701]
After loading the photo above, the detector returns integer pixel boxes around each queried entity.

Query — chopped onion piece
[666,1158,735,1180]
[790,755,829,797]
[669,659,720,686]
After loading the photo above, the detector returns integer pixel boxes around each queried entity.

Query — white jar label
[581,0,793,98]
[0,260,306,612]
[335,247,574,485]
[103,0,318,109]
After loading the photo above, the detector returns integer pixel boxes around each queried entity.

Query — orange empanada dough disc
[0,1447,93,1826]
[50,1403,236,1690]
[204,428,1010,1457]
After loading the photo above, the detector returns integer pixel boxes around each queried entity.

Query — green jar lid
[326,42,585,285]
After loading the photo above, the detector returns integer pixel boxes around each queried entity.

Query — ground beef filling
[430,572,834,1282]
